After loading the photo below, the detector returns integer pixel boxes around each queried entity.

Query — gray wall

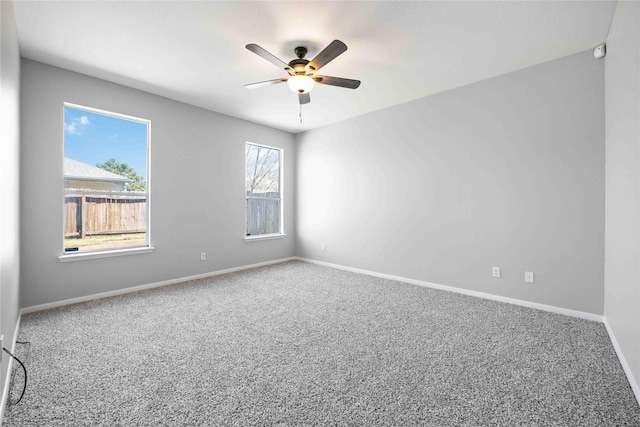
[0,0,21,408]
[604,0,640,393]
[20,59,295,308]
[296,50,605,314]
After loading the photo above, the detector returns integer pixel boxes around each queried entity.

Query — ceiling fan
[244,40,361,105]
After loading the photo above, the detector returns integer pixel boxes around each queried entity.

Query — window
[63,103,150,254]
[245,143,283,237]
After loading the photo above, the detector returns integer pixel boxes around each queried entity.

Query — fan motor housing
[289,60,309,74]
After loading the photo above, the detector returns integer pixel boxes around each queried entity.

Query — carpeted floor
[3,261,640,426]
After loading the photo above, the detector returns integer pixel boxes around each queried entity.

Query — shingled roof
[64,157,131,183]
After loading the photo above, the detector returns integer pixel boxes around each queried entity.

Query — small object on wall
[525,271,534,283]
[492,267,501,278]
[594,43,606,59]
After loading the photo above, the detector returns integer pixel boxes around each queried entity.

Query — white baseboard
[295,257,604,323]
[21,257,296,314]
[0,313,23,424]
[604,318,640,407]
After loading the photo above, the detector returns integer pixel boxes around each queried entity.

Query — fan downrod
[294,46,308,59]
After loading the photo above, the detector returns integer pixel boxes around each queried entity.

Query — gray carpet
[3,261,639,426]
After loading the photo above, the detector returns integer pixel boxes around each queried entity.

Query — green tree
[96,159,146,191]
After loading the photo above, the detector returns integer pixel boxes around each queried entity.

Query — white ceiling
[13,1,616,134]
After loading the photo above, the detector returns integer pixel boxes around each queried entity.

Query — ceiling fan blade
[299,93,311,105]
[305,40,347,74]
[244,78,288,89]
[246,44,294,75]
[313,75,361,89]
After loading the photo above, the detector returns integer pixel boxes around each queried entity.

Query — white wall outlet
[200,252,206,261]
[525,272,534,283]
[321,244,325,252]
[492,267,501,278]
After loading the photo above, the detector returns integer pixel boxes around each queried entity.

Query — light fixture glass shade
[287,75,314,94]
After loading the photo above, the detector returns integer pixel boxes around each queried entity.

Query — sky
[64,105,148,179]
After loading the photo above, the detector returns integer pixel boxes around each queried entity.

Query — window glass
[63,104,150,253]
[245,143,282,236]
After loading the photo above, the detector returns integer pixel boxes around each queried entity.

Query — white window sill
[59,246,154,263]
[244,234,287,242]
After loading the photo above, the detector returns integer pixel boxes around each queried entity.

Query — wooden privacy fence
[246,198,280,236]
[65,192,147,238]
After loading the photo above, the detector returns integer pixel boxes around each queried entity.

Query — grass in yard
[65,233,146,249]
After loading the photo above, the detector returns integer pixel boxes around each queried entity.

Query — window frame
[244,142,285,240]
[59,102,152,262]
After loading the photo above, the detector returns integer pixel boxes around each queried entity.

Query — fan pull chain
[299,104,303,124]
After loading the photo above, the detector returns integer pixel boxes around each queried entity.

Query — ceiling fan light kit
[245,40,361,114]
[287,75,314,94]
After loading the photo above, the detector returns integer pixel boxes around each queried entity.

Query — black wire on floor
[3,341,29,405]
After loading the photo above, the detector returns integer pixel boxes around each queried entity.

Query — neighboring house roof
[64,157,131,183]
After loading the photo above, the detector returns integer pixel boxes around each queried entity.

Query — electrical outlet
[492,267,501,278]
[200,252,206,261]
[525,272,534,283]
[321,244,325,252]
